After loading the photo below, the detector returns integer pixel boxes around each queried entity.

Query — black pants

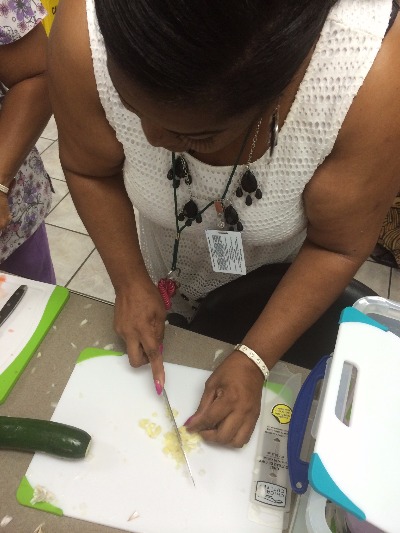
[169,263,377,369]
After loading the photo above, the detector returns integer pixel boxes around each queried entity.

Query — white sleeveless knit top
[86,0,392,318]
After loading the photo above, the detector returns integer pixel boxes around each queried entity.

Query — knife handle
[287,355,330,495]
[0,284,28,327]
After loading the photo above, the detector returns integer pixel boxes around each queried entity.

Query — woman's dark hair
[95,0,338,116]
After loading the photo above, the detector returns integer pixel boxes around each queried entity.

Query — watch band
[0,183,9,195]
[234,343,270,380]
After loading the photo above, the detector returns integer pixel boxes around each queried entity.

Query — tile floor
[39,117,400,305]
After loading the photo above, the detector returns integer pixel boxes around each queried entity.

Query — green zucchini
[0,416,91,459]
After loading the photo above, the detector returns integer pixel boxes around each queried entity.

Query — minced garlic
[138,413,202,468]
[138,419,162,439]
[163,426,202,466]
[164,406,179,420]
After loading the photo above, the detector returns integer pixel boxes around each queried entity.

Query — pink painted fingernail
[154,379,163,395]
[159,344,163,355]
[184,416,193,426]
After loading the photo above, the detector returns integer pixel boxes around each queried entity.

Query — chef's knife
[0,284,28,328]
[162,388,196,487]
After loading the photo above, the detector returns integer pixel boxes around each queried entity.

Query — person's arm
[48,0,166,389]
[186,15,400,446]
[0,22,51,228]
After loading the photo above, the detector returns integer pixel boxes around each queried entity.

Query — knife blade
[0,284,28,328]
[162,388,196,487]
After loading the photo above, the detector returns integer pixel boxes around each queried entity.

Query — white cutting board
[309,308,400,532]
[19,349,269,533]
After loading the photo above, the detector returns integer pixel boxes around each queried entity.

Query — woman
[48,0,400,446]
[0,0,55,283]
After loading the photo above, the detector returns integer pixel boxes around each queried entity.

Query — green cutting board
[0,284,69,403]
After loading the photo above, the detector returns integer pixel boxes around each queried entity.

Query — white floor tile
[354,260,391,298]
[41,141,65,182]
[41,115,58,140]
[49,179,69,212]
[46,193,88,234]
[36,137,54,154]
[67,249,115,303]
[389,268,400,303]
[46,225,95,286]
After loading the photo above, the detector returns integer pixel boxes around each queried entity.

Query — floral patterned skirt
[0,145,52,263]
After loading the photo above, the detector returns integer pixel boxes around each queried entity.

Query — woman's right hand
[114,278,167,393]
[0,192,11,230]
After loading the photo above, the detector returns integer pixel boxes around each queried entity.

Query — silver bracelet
[234,343,270,380]
[0,183,9,195]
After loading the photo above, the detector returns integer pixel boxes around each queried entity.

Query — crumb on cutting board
[213,349,224,362]
[212,349,226,369]
[30,485,55,506]
[103,343,115,350]
[0,515,13,527]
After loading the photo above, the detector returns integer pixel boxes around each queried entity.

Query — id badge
[205,229,246,275]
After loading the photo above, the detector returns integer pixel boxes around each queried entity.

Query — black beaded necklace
[157,105,279,309]
[168,117,262,232]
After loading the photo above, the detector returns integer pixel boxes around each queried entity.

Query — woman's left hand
[184,350,265,447]
[0,193,11,230]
